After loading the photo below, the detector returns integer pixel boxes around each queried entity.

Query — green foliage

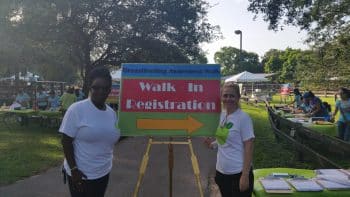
[279,48,301,83]
[248,1,349,90]
[214,46,262,76]
[0,0,220,90]
[297,31,350,90]
[262,48,303,83]
[247,0,350,43]
[261,49,283,81]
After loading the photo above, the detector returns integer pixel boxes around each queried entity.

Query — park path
[0,137,220,197]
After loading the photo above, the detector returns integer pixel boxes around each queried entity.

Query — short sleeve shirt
[48,95,60,109]
[36,92,48,107]
[216,109,255,174]
[59,99,120,179]
[295,94,302,108]
[336,99,350,122]
[310,97,327,117]
[60,93,77,110]
[16,93,30,104]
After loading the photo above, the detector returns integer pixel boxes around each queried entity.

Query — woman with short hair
[60,67,120,197]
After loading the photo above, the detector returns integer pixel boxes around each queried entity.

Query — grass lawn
[0,99,329,185]
[241,103,315,169]
[0,122,63,185]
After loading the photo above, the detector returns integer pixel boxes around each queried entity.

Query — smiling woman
[59,67,120,197]
[206,82,255,197]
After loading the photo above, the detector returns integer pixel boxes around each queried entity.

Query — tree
[247,0,350,43]
[261,49,283,82]
[1,0,219,93]
[214,46,261,76]
[262,48,306,83]
[279,48,302,83]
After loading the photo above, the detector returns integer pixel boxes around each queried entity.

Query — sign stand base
[133,137,204,197]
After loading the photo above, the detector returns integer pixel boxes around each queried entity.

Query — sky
[201,0,310,63]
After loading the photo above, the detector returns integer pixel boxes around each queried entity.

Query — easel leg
[133,137,153,197]
[187,138,204,197]
[168,137,173,197]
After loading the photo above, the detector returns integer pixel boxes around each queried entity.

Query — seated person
[36,86,48,110]
[295,96,310,113]
[303,91,330,121]
[9,100,22,110]
[289,88,302,108]
[75,87,85,101]
[47,90,60,111]
[59,86,77,114]
[15,88,31,108]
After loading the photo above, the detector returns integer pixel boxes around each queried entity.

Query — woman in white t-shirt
[60,67,120,197]
[206,82,255,197]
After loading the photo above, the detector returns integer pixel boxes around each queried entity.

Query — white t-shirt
[216,109,255,174]
[59,99,120,179]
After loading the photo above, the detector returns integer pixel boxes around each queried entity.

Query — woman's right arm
[61,134,77,169]
[61,134,86,192]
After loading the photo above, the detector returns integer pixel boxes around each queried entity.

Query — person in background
[299,96,311,113]
[205,82,255,197]
[9,99,22,110]
[15,88,31,108]
[334,93,338,103]
[60,86,77,115]
[47,90,60,111]
[36,86,48,110]
[75,88,85,101]
[303,91,330,120]
[290,88,302,109]
[60,67,120,197]
[331,87,350,141]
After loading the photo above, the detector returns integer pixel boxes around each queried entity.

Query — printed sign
[106,81,120,104]
[118,63,221,136]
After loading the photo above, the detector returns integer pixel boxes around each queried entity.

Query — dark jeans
[215,169,254,197]
[67,174,109,197]
[338,121,350,141]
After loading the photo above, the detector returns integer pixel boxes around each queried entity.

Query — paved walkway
[0,137,220,197]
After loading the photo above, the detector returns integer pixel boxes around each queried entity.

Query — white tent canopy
[0,71,40,82]
[224,71,269,83]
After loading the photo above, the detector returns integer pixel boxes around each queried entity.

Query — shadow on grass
[0,123,63,185]
[242,104,316,169]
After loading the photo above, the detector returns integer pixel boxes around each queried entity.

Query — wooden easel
[133,137,204,197]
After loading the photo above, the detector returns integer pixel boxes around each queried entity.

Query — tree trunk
[82,63,93,98]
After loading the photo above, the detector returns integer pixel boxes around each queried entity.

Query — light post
[234,30,242,63]
[235,30,250,95]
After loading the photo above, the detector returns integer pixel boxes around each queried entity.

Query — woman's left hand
[203,137,215,149]
[239,174,249,192]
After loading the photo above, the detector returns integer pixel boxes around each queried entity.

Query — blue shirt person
[75,88,85,101]
[15,89,31,108]
[47,90,60,110]
[303,91,329,119]
[332,87,350,141]
[36,87,48,110]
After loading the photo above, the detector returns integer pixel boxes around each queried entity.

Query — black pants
[215,169,254,197]
[67,174,109,197]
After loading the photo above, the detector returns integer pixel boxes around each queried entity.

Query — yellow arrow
[137,115,203,134]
